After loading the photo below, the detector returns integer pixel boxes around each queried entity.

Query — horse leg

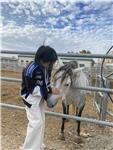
[60,101,69,140]
[65,104,70,122]
[76,104,85,136]
[67,104,69,115]
[72,103,75,115]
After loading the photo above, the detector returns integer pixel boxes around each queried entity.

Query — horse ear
[73,67,85,74]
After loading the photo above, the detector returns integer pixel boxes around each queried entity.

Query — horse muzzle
[46,94,60,108]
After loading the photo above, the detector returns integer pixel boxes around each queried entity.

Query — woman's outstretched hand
[52,87,61,95]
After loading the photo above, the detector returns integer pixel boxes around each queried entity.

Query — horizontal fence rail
[1,50,113,59]
[1,103,113,127]
[1,77,21,82]
[1,77,113,94]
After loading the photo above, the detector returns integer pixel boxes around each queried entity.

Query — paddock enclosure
[1,52,113,150]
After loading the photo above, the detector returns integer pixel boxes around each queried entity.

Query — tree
[79,50,91,54]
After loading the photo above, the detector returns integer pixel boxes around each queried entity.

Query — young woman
[21,45,60,150]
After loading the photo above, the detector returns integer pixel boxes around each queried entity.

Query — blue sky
[1,0,113,54]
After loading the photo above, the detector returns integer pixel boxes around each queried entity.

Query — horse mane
[53,61,78,83]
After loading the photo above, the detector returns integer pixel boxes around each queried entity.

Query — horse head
[53,61,79,97]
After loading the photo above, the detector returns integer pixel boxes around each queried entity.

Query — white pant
[22,96,45,150]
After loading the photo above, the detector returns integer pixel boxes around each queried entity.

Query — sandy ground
[1,70,113,150]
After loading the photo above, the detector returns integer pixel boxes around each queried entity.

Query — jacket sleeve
[34,69,48,100]
[32,86,42,97]
[24,75,47,99]
[24,76,36,94]
[23,66,43,96]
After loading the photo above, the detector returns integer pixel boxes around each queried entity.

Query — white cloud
[1,0,112,3]
[47,18,57,26]
[42,3,61,16]
[24,9,30,16]
[1,0,113,54]
[8,3,16,9]
[1,21,112,54]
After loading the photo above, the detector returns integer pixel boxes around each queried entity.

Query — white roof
[106,63,113,66]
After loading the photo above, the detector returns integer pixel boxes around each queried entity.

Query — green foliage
[79,50,91,54]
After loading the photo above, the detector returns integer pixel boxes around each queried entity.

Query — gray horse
[53,61,89,139]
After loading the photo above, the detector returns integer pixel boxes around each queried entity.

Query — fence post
[94,75,109,121]
[94,75,101,115]
[100,78,109,121]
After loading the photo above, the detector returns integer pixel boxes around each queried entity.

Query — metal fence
[94,75,113,120]
[0,103,113,127]
[1,51,113,127]
[1,50,113,58]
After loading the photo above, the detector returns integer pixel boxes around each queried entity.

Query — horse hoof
[81,132,90,138]
[59,133,65,140]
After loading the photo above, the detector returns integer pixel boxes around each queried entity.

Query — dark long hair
[35,45,58,64]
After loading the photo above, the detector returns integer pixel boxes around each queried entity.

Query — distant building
[1,56,18,71]
[59,56,94,68]
[105,51,113,64]
[18,54,34,67]
[18,54,94,68]
[98,51,113,64]
[1,56,18,64]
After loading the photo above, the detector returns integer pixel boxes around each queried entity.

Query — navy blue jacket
[21,61,52,101]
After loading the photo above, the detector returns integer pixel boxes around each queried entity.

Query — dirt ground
[1,70,113,150]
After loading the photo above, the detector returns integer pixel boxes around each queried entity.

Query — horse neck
[72,71,89,87]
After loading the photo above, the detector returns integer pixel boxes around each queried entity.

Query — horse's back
[64,88,86,107]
